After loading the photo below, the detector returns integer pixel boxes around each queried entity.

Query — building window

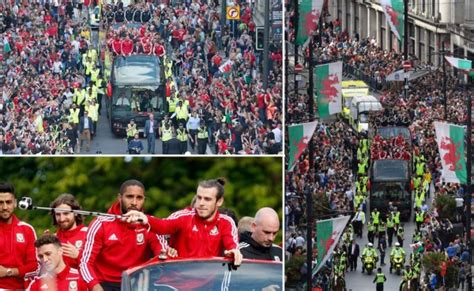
[421,0,426,14]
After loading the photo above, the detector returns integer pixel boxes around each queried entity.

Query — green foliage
[285,254,305,287]
[422,252,459,288]
[313,191,331,218]
[0,157,282,242]
[434,194,456,220]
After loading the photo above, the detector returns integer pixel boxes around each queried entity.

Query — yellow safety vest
[372,211,380,224]
[91,68,100,82]
[393,212,400,224]
[70,108,80,124]
[197,127,208,139]
[87,104,99,122]
[176,106,189,120]
[415,211,424,222]
[177,128,187,141]
[162,128,172,141]
[375,273,386,283]
[74,89,86,105]
[127,125,138,138]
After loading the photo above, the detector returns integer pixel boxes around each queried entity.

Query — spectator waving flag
[434,122,467,184]
[313,216,351,276]
[219,60,234,74]
[381,0,404,41]
[296,0,325,45]
[315,61,342,118]
[444,56,472,72]
[287,121,318,171]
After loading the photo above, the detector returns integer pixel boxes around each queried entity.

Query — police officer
[396,224,405,247]
[371,208,380,228]
[373,268,386,291]
[367,219,376,244]
[392,207,401,229]
[161,123,173,154]
[197,121,208,154]
[415,208,424,231]
[176,123,188,154]
[386,212,395,247]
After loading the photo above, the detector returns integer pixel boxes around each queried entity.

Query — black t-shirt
[239,231,282,261]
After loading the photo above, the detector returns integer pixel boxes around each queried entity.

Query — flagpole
[306,33,315,291]
[294,0,299,97]
[403,0,409,100]
[465,80,472,291]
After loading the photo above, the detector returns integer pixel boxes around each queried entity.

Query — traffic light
[256,27,264,51]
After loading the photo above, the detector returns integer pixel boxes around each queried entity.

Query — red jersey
[154,44,165,57]
[0,215,38,289]
[26,266,87,291]
[148,208,238,259]
[112,39,122,55]
[121,39,134,56]
[56,225,88,269]
[80,202,165,289]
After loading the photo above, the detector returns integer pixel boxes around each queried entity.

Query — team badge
[210,226,219,236]
[69,280,78,290]
[274,256,281,262]
[16,233,25,243]
[136,233,144,244]
[75,240,83,249]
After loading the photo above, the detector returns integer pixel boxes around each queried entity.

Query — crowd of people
[285,4,471,289]
[0,0,282,155]
[0,179,282,290]
[100,0,283,155]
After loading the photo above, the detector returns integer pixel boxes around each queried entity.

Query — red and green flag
[434,122,467,184]
[296,0,324,45]
[315,61,342,118]
[313,216,351,276]
[445,56,472,72]
[287,121,318,171]
[381,0,404,41]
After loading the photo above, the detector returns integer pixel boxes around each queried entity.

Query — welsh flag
[434,122,467,184]
[219,60,234,74]
[287,121,318,171]
[315,61,342,118]
[296,0,325,45]
[313,216,351,276]
[381,0,404,41]
[445,56,472,71]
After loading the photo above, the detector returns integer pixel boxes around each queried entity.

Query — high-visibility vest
[397,227,404,237]
[393,211,400,224]
[358,163,365,174]
[386,217,394,228]
[371,211,380,224]
[177,128,188,141]
[375,273,386,283]
[354,195,364,208]
[197,127,208,139]
[415,211,424,222]
[415,195,423,208]
[70,108,80,124]
[91,68,100,82]
[87,104,99,122]
[167,97,178,113]
[161,128,172,141]
[378,223,386,233]
[74,89,86,105]
[176,106,189,120]
[368,222,375,232]
[34,115,44,133]
[126,125,138,138]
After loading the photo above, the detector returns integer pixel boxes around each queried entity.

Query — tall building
[329,0,474,69]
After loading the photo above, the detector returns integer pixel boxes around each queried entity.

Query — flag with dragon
[287,121,318,171]
[381,0,404,41]
[315,61,342,118]
[434,122,467,184]
[296,0,325,45]
[313,215,351,276]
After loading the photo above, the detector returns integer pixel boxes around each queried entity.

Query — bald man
[238,207,282,261]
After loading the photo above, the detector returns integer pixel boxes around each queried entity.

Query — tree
[422,251,459,288]
[434,194,456,220]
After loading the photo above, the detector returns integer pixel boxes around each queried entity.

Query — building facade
[329,0,474,70]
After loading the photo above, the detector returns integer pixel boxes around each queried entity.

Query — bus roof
[342,80,369,97]
[342,80,368,88]
[112,55,161,89]
[372,160,410,182]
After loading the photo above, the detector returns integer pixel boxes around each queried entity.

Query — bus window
[113,88,161,112]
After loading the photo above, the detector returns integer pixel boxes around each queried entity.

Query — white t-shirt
[272,127,282,143]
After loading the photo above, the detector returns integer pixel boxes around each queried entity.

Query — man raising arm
[124,178,242,266]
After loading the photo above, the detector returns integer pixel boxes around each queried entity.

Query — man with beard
[238,207,282,261]
[0,182,38,289]
[49,193,88,269]
[124,178,242,266]
[80,180,168,291]
[26,234,88,291]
